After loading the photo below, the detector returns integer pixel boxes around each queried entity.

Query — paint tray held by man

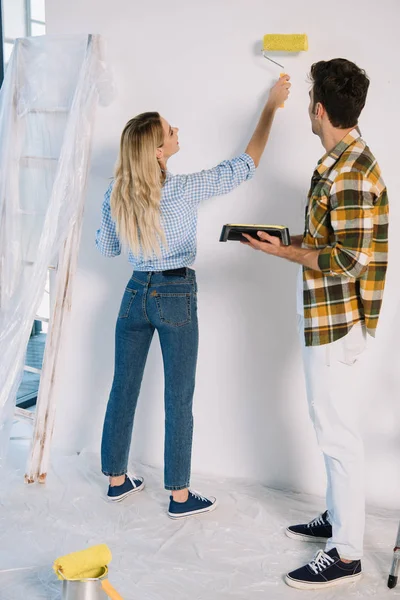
[219,224,291,245]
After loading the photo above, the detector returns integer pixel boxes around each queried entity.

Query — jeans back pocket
[118,288,137,319]
[155,293,191,327]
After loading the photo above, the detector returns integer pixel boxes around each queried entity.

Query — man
[242,59,388,590]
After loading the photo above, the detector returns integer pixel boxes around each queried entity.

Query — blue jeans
[101,268,198,490]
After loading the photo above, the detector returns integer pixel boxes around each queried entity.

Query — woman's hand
[267,75,291,110]
[245,75,291,167]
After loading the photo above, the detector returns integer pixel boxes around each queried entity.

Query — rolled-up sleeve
[177,152,256,204]
[95,182,121,257]
[318,171,375,278]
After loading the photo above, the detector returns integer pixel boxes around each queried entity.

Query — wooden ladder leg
[25,216,83,483]
[388,523,400,588]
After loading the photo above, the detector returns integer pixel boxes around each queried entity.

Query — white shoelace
[309,550,335,575]
[307,513,326,528]
[190,490,208,502]
[127,473,140,488]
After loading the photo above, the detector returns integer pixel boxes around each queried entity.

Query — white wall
[46,0,400,509]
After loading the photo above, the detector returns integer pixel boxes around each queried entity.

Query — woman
[96,76,290,518]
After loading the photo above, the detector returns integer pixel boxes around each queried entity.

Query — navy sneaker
[285,548,362,590]
[107,474,144,502]
[286,510,332,543]
[168,490,217,519]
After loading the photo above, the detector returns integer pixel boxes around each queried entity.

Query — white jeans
[298,316,367,560]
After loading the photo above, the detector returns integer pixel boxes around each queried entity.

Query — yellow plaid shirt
[302,128,388,346]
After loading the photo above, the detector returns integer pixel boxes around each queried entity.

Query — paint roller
[53,544,123,600]
[262,34,308,107]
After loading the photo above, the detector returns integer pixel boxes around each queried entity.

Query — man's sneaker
[285,548,362,590]
[286,510,332,543]
[168,490,217,519]
[107,474,144,502]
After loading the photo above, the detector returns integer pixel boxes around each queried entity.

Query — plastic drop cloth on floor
[0,441,399,600]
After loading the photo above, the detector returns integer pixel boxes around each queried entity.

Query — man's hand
[241,230,321,270]
[241,231,289,258]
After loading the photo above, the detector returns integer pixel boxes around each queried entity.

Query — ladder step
[24,365,42,375]
[25,108,69,113]
[20,156,58,167]
[22,261,57,270]
[14,407,35,422]
[20,156,58,160]
[35,315,49,323]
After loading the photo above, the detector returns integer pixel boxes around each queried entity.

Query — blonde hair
[110,112,166,258]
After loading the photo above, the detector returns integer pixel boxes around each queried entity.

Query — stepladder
[0,33,112,482]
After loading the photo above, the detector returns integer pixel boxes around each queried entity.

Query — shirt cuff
[318,247,333,274]
[239,153,256,180]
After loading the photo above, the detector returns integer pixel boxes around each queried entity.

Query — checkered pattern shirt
[301,128,388,347]
[96,153,255,270]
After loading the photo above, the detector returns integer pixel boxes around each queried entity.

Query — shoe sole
[107,481,145,503]
[285,528,330,543]
[167,499,218,520]
[285,572,362,590]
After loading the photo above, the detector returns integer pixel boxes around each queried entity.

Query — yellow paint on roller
[53,544,112,580]
[263,34,308,52]
[54,544,124,599]
[261,33,308,103]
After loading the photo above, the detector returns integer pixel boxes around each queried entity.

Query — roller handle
[280,73,287,108]
[101,579,124,600]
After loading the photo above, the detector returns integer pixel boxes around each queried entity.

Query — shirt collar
[161,170,172,183]
[315,126,361,177]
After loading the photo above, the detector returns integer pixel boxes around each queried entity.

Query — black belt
[159,267,188,277]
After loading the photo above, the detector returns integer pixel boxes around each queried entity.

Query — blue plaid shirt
[96,153,255,271]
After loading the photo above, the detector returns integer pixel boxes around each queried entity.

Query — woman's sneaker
[286,510,332,543]
[107,474,145,502]
[285,548,362,590]
[168,490,217,519]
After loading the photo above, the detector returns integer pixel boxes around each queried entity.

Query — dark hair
[310,59,370,128]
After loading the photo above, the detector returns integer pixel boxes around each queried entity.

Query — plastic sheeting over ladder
[0,34,113,481]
